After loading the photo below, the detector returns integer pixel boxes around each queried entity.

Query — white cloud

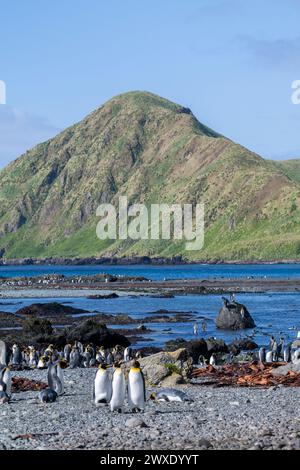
[0,105,60,168]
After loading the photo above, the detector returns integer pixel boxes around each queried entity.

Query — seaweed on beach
[192,362,300,388]
[12,377,48,392]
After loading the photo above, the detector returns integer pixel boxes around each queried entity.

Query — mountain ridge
[1,91,300,261]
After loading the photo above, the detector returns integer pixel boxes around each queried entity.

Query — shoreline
[1,277,300,298]
[1,256,300,266]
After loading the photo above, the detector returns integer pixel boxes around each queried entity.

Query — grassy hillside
[1,91,300,261]
[273,159,300,184]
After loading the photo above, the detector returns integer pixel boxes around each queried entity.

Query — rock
[215,302,255,330]
[228,338,258,355]
[291,339,300,349]
[160,373,184,387]
[87,293,119,299]
[125,418,147,429]
[139,349,192,385]
[165,338,208,362]
[271,362,300,376]
[205,338,228,355]
[198,438,213,449]
[66,319,130,347]
[16,302,87,317]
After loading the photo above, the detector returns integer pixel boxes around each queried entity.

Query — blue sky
[0,0,300,168]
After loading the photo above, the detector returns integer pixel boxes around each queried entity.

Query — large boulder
[215,301,255,330]
[139,348,192,385]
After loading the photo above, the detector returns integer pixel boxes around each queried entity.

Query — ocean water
[0,263,300,280]
[1,291,300,349]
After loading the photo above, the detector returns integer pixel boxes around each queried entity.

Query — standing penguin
[259,347,266,363]
[128,360,146,413]
[10,344,22,366]
[48,363,64,396]
[284,345,291,363]
[209,353,217,366]
[0,366,11,402]
[0,340,10,366]
[266,350,273,363]
[63,344,72,362]
[28,347,38,368]
[94,364,112,404]
[110,363,126,413]
[124,347,132,363]
[69,347,81,368]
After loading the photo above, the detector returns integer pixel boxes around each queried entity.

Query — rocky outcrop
[165,338,208,362]
[16,302,87,317]
[206,338,229,354]
[66,319,130,348]
[228,338,258,355]
[215,301,255,330]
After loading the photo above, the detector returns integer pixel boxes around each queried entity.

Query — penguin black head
[98,364,107,370]
[149,392,156,401]
[59,359,68,369]
[131,360,141,369]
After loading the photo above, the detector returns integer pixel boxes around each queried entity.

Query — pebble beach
[1,368,300,451]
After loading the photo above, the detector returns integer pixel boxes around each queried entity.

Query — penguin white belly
[95,371,112,403]
[266,351,273,362]
[110,371,126,411]
[2,368,11,397]
[128,371,145,410]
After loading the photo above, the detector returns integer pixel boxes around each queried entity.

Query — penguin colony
[1,330,300,408]
[0,340,150,411]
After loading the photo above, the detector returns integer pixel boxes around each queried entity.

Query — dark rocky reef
[15,302,87,317]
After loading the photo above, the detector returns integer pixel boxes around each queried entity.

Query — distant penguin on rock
[110,363,126,413]
[94,364,112,404]
[128,360,146,413]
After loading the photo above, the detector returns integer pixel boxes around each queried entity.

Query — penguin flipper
[141,370,146,402]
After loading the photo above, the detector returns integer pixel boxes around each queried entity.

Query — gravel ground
[0,368,300,450]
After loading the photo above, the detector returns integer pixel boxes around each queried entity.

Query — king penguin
[48,363,64,396]
[94,364,112,404]
[128,360,146,413]
[259,347,266,363]
[0,365,11,402]
[110,362,126,413]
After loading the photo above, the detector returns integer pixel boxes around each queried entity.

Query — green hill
[1,91,300,261]
[273,159,300,184]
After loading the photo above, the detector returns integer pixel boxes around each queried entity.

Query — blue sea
[0,262,300,280]
[0,264,300,349]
